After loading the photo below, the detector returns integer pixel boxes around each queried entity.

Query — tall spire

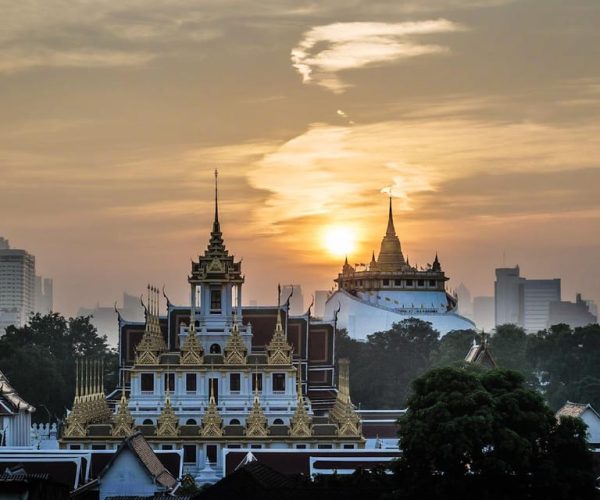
[376,196,405,271]
[205,169,227,256]
[386,196,396,236]
[214,168,219,227]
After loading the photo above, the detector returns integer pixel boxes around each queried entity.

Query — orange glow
[322,225,357,257]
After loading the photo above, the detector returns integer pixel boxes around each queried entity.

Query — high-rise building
[548,293,597,328]
[281,284,304,316]
[473,296,494,331]
[455,283,473,318]
[495,266,524,326]
[494,266,562,332]
[34,276,53,314]
[0,239,36,331]
[313,290,329,318]
[521,279,561,332]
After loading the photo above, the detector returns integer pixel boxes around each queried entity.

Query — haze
[1,0,599,315]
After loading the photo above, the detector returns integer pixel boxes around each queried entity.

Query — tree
[430,329,477,367]
[0,313,117,422]
[396,366,598,500]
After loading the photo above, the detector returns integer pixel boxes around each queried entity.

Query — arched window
[143,419,153,425]
[230,418,241,425]
[186,418,197,425]
[273,418,284,425]
[210,343,222,354]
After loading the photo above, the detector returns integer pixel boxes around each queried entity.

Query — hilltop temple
[324,199,475,339]
[60,172,365,480]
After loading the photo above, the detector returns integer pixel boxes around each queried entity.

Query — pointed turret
[157,393,179,437]
[432,252,441,272]
[200,381,224,437]
[245,388,269,437]
[330,358,361,437]
[290,365,312,437]
[112,391,135,437]
[224,313,247,364]
[342,255,354,275]
[376,197,406,271]
[267,289,293,364]
[205,169,227,257]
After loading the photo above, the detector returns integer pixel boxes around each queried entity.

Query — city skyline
[1,0,599,315]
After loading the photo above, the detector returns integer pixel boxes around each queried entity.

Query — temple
[60,171,365,481]
[324,198,475,338]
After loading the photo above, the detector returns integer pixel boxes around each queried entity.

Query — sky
[1,0,599,316]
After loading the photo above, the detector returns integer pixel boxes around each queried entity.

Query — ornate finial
[112,390,135,437]
[267,294,293,364]
[157,394,179,437]
[386,196,396,236]
[245,389,269,437]
[224,315,247,364]
[330,358,361,437]
[290,364,312,437]
[200,380,224,437]
[214,168,219,224]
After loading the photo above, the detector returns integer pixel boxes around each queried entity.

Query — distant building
[495,266,523,326]
[313,290,329,318]
[548,293,597,328]
[281,284,304,315]
[324,199,475,339]
[495,266,562,332]
[473,296,494,331]
[78,293,145,346]
[455,283,473,319]
[521,279,561,333]
[35,276,53,314]
[464,338,496,369]
[0,239,36,331]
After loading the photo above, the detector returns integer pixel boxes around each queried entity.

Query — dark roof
[362,422,399,439]
[89,451,182,480]
[223,425,245,436]
[107,496,191,500]
[312,424,338,436]
[99,432,178,489]
[269,424,291,436]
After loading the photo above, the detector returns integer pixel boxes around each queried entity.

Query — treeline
[337,319,600,410]
[0,313,117,422]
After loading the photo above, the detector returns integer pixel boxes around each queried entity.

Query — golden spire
[376,197,406,271]
[157,393,179,437]
[245,387,269,437]
[224,312,247,364]
[267,289,292,365]
[200,380,224,437]
[181,326,204,365]
[136,285,166,365]
[290,365,312,437]
[330,358,361,437]
[112,390,135,437]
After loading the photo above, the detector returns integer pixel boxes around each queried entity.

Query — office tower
[473,296,494,331]
[455,283,473,318]
[0,239,36,331]
[548,293,597,328]
[35,276,53,314]
[521,279,561,332]
[313,290,329,318]
[495,266,524,326]
[281,284,304,316]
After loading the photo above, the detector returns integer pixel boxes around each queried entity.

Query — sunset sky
[1,0,599,316]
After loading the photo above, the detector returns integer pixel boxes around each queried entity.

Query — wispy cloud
[291,20,463,92]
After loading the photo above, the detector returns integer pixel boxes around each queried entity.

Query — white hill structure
[324,199,475,339]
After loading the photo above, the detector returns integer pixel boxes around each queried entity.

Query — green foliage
[0,313,117,422]
[430,329,477,367]
[397,366,598,500]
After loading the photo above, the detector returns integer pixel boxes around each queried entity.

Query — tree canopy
[0,313,117,422]
[396,366,598,500]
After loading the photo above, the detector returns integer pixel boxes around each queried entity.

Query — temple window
[92,444,106,450]
[210,343,221,354]
[230,373,241,392]
[141,373,154,393]
[418,279,425,287]
[250,444,262,449]
[296,444,307,449]
[183,445,197,464]
[164,373,175,393]
[185,418,197,425]
[429,280,436,287]
[210,288,221,313]
[162,444,174,450]
[343,444,355,449]
[252,373,263,392]
[69,444,81,450]
[318,444,333,449]
[186,373,197,393]
[143,419,153,425]
[406,279,413,286]
[272,373,286,392]
[206,445,218,464]
[382,279,389,286]
[273,418,284,425]
[394,279,402,286]
[230,418,241,425]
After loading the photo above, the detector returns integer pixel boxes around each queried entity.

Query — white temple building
[324,199,475,339]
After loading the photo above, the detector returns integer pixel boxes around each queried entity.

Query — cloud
[291,20,463,92]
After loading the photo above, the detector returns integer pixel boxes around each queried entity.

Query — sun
[323,226,357,258]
